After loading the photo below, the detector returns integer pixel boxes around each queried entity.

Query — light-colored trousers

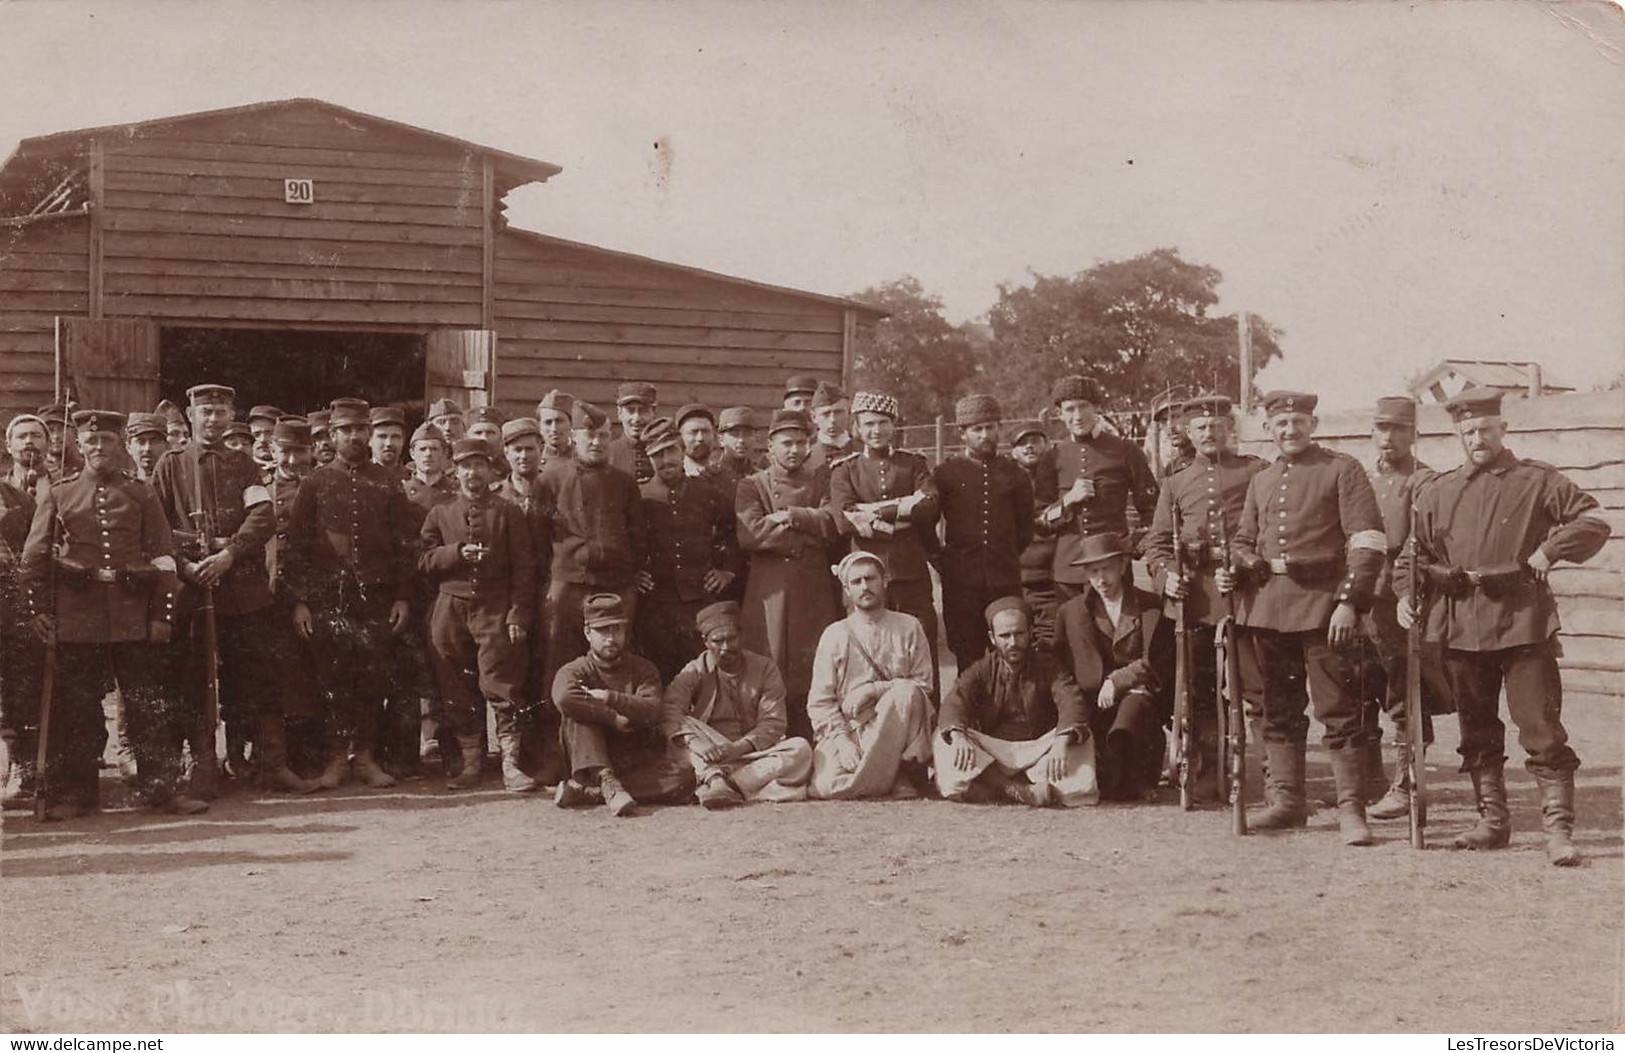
[810,682,934,800]
[674,716,812,803]
[933,728,1098,807]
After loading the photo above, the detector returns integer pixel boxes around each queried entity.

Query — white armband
[242,484,271,508]
[150,555,177,574]
[1348,530,1387,553]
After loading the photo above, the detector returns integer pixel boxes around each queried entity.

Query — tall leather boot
[446,732,484,791]
[1452,762,1510,851]
[496,730,538,793]
[1247,714,1275,807]
[1249,740,1307,829]
[1534,770,1582,867]
[255,713,320,795]
[1329,748,1374,846]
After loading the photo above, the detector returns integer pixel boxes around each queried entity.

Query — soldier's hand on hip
[1328,603,1358,646]
[1526,547,1553,582]
[292,602,314,639]
[388,600,410,634]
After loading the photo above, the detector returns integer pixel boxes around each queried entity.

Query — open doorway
[158,327,427,421]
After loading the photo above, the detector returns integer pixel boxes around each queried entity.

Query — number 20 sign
[283,178,315,204]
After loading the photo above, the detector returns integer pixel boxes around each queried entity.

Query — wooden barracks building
[0,98,880,425]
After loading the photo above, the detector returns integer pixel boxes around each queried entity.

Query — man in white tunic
[807,551,934,799]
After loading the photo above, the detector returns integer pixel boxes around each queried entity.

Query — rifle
[190,457,221,788]
[1169,502,1192,810]
[32,512,61,821]
[1215,512,1247,835]
[1404,503,1427,849]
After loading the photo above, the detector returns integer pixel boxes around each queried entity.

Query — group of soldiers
[0,369,1607,865]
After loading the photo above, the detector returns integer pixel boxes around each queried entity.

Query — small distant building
[1408,359,1573,405]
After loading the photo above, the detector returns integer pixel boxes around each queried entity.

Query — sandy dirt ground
[1,694,1620,1034]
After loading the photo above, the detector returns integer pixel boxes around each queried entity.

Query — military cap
[1051,375,1102,407]
[247,404,285,424]
[983,595,1031,627]
[675,403,714,428]
[186,383,236,406]
[954,393,1002,428]
[695,601,742,636]
[1261,390,1318,416]
[307,410,331,436]
[811,381,846,410]
[537,389,576,415]
[616,382,658,407]
[369,404,407,428]
[582,592,630,627]
[125,412,168,439]
[1373,396,1418,426]
[328,398,371,427]
[36,403,68,425]
[784,375,819,398]
[427,397,463,419]
[833,549,887,581]
[1068,531,1131,565]
[155,399,186,424]
[72,409,126,435]
[851,391,900,419]
[1444,386,1505,422]
[465,405,505,427]
[273,417,312,447]
[409,421,447,448]
[641,416,681,455]
[1181,394,1234,422]
[501,418,541,444]
[225,420,253,440]
[717,406,756,432]
[1149,393,1186,424]
[450,437,494,464]
[572,400,609,431]
[767,409,812,437]
[1008,420,1047,445]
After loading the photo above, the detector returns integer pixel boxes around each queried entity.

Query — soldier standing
[828,390,942,688]
[286,398,419,790]
[931,394,1034,672]
[0,451,41,807]
[535,401,647,698]
[498,417,560,786]
[1398,388,1608,866]
[1233,390,1387,845]
[1034,375,1158,601]
[399,421,458,774]
[247,404,284,480]
[737,409,843,740]
[369,405,409,477]
[125,413,170,483]
[609,382,658,484]
[1142,395,1268,801]
[1007,421,1060,648]
[6,413,53,500]
[420,437,538,792]
[804,382,856,475]
[20,410,197,818]
[782,375,818,415]
[712,407,762,487]
[535,389,577,471]
[151,384,315,796]
[308,410,336,467]
[427,398,467,442]
[634,416,741,683]
[264,417,326,777]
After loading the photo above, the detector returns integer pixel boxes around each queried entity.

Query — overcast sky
[4,0,1622,409]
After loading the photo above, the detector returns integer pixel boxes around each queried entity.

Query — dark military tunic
[636,472,742,682]
[0,480,40,741]
[608,434,654,485]
[1143,451,1268,628]
[1035,430,1159,587]
[932,451,1034,667]
[149,442,275,616]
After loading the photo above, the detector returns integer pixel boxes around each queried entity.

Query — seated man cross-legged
[807,551,935,800]
[935,596,1097,807]
[552,593,695,817]
[661,600,813,808]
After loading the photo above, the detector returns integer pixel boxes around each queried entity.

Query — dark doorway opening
[158,327,427,421]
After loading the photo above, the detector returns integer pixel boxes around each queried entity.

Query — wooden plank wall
[1240,391,1625,697]
[96,106,485,330]
[492,231,846,422]
[0,214,90,421]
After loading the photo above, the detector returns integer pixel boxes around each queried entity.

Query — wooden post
[1237,311,1252,413]
[481,155,496,332]
[1527,362,1543,399]
[841,309,857,393]
[87,139,104,320]
[934,415,945,465]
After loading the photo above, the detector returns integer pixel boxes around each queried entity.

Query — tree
[847,277,979,424]
[981,248,1283,418]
